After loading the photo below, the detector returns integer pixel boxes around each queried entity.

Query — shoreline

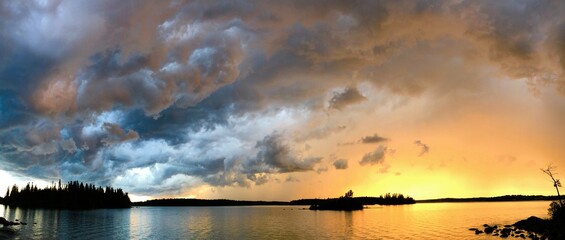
[3,195,562,208]
[131,195,561,207]
[417,195,565,204]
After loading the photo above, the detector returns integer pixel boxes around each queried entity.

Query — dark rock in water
[469,228,479,231]
[499,227,512,238]
[475,229,484,234]
[493,233,499,236]
[0,217,19,226]
[485,226,496,234]
[528,233,538,240]
[513,216,547,234]
[483,224,490,227]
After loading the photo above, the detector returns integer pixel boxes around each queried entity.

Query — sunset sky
[1,0,564,202]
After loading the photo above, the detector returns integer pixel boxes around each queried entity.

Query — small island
[308,190,363,211]
[1,181,131,209]
[306,190,415,211]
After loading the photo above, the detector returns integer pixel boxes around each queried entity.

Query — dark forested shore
[133,194,565,208]
[417,195,565,203]
[1,181,131,209]
[133,192,415,208]
[133,199,288,207]
[292,193,416,206]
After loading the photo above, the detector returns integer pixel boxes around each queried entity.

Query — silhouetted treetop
[1,180,131,209]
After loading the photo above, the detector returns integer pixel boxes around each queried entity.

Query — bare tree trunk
[542,166,563,206]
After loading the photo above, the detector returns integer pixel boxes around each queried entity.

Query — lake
[0,201,552,239]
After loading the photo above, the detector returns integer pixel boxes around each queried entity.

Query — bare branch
[542,164,563,206]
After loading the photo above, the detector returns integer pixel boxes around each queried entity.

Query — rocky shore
[0,217,26,226]
[0,217,26,236]
[469,216,563,240]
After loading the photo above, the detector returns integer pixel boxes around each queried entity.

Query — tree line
[291,192,416,206]
[308,190,364,211]
[1,180,131,209]
[417,195,565,203]
[134,198,288,207]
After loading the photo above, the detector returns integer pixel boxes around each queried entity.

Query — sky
[1,0,565,202]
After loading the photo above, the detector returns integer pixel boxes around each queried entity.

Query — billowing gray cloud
[361,134,388,144]
[359,145,388,166]
[333,159,349,170]
[246,133,323,174]
[414,140,430,156]
[81,130,322,195]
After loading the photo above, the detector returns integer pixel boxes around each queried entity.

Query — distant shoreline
[132,199,289,207]
[416,195,565,203]
[132,195,564,207]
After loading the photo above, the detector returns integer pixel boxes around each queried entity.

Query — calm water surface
[0,201,552,239]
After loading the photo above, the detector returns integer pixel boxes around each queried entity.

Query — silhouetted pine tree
[379,193,415,205]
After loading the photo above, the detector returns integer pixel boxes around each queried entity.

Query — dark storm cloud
[333,159,349,170]
[359,145,388,166]
[0,90,33,130]
[360,134,389,144]
[153,158,226,183]
[0,46,56,95]
[414,140,430,156]
[74,29,244,116]
[329,87,367,110]
[75,49,160,113]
